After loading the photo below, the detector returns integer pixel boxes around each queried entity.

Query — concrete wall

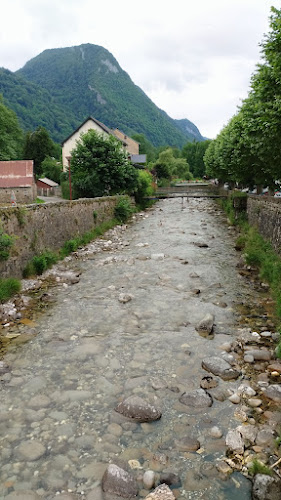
[0,196,118,278]
[247,196,281,255]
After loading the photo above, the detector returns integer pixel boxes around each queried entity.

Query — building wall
[247,196,281,255]
[0,196,118,278]
[62,119,109,170]
[113,129,139,155]
[0,185,37,204]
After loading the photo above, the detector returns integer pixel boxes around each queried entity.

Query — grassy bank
[219,192,281,356]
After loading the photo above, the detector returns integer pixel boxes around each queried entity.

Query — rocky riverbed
[0,198,280,500]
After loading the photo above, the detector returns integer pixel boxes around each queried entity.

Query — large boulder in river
[179,388,213,407]
[102,464,138,498]
[252,474,281,500]
[115,396,162,422]
[195,314,214,335]
[202,356,240,380]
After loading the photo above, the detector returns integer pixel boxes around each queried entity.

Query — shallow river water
[1,198,267,499]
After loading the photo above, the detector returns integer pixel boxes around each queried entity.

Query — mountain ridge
[1,43,205,146]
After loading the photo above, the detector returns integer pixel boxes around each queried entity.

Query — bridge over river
[151,182,227,200]
[0,197,278,500]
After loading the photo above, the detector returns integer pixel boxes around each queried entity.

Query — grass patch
[35,197,45,204]
[0,278,21,302]
[248,459,273,477]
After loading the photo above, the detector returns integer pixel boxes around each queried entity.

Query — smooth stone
[216,461,232,474]
[144,484,175,499]
[115,396,162,422]
[195,313,214,335]
[252,474,281,500]
[267,363,281,374]
[174,436,200,451]
[143,470,155,489]
[228,393,241,404]
[202,356,240,380]
[210,426,223,439]
[16,440,46,461]
[118,293,133,303]
[263,384,281,402]
[237,385,256,397]
[102,464,138,498]
[225,430,244,454]
[248,398,262,407]
[179,388,213,408]
[244,354,254,363]
[245,349,271,361]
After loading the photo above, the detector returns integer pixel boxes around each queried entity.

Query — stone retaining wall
[247,196,281,255]
[0,197,118,278]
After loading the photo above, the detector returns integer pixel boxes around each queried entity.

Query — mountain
[174,118,205,142]
[1,44,205,147]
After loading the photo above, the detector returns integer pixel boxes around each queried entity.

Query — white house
[61,116,112,171]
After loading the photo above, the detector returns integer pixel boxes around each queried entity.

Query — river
[1,197,272,500]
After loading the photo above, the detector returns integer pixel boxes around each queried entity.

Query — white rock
[143,470,155,489]
[229,393,241,404]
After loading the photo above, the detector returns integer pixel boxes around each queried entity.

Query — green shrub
[23,250,58,277]
[114,196,134,223]
[0,278,21,302]
[134,170,155,207]
[0,230,14,261]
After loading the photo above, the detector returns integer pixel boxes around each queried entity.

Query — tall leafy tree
[182,140,211,178]
[204,7,281,189]
[70,129,138,198]
[0,95,23,160]
[23,126,57,177]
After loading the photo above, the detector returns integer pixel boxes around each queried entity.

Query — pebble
[143,470,155,489]
[244,354,254,363]
[210,426,223,439]
[248,398,262,408]
[228,393,241,404]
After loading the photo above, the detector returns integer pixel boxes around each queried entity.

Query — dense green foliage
[70,129,138,198]
[134,170,155,206]
[0,44,204,147]
[151,148,192,181]
[23,126,59,177]
[182,140,211,178]
[0,68,77,143]
[41,156,62,183]
[0,230,14,261]
[0,278,21,302]
[131,133,158,162]
[204,7,281,188]
[248,459,273,477]
[0,94,23,160]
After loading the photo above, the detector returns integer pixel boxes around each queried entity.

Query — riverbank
[0,199,280,500]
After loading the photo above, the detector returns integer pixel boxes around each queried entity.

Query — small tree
[41,156,62,183]
[70,130,138,198]
[23,126,58,177]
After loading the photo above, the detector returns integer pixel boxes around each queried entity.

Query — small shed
[36,177,60,197]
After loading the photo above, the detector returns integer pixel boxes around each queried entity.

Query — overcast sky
[0,0,279,139]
